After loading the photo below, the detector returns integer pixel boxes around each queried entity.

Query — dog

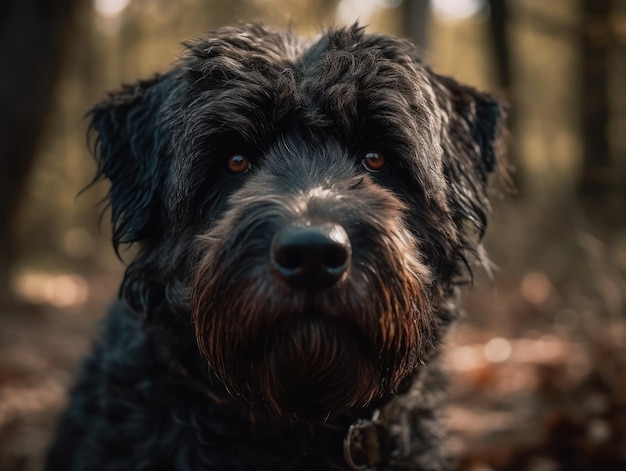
[46,23,505,470]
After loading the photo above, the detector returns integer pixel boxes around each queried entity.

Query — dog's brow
[304,186,338,200]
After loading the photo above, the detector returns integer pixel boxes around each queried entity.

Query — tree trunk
[400,0,430,50]
[578,0,613,224]
[0,0,80,305]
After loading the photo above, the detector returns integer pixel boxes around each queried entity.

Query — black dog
[47,24,504,470]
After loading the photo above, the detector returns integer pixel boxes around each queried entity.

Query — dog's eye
[226,154,251,174]
[362,151,387,172]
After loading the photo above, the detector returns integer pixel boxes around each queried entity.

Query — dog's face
[90,24,504,422]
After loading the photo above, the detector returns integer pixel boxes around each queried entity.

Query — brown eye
[226,154,251,174]
[362,151,387,172]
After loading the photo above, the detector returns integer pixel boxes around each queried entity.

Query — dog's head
[90,24,505,422]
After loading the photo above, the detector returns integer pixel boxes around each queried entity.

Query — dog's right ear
[428,72,507,240]
[89,74,172,252]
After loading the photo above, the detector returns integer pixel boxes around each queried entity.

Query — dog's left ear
[89,74,172,252]
[431,73,506,236]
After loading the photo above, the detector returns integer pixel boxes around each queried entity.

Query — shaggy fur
[46,23,505,471]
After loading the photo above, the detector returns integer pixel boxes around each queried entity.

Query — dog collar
[343,410,385,470]
[342,372,417,470]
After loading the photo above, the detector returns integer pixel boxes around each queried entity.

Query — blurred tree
[486,0,518,190]
[488,0,512,92]
[400,0,430,50]
[578,0,616,226]
[0,0,81,305]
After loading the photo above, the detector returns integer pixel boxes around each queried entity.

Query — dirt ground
[0,270,624,471]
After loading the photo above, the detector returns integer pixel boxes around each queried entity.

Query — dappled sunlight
[520,272,553,305]
[11,272,90,308]
[336,0,402,25]
[483,337,512,363]
[431,0,488,22]
[94,0,131,18]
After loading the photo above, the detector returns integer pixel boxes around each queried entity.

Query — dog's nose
[271,223,351,290]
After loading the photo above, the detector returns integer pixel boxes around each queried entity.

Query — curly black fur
[46,23,505,471]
